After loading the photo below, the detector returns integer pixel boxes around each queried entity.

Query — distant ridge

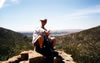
[0,27,27,40]
[21,29,82,37]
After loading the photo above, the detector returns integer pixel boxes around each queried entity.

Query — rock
[20,51,29,60]
[29,56,46,63]
[57,51,76,63]
[0,61,9,63]
[28,50,46,63]
[28,50,43,59]
[0,50,76,63]
[8,55,21,63]
[19,60,29,63]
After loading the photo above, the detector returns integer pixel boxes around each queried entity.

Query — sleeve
[32,31,38,44]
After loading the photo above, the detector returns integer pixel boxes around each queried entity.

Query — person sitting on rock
[32,18,64,63]
[32,18,56,55]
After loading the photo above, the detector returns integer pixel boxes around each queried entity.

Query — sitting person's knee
[50,37,56,44]
[39,35,44,39]
[53,38,56,42]
[51,37,56,42]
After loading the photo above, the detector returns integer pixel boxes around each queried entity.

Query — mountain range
[0,26,100,63]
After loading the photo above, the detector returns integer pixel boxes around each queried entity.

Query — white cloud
[69,6,100,17]
[60,5,100,21]
[0,0,5,8]
[48,5,100,30]
[0,0,20,8]
[10,0,20,4]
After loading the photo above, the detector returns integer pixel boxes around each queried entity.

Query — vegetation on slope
[0,27,33,60]
[56,26,100,63]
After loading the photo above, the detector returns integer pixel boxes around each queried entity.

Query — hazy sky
[0,0,100,32]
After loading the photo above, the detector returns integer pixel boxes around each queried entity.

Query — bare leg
[38,36,44,48]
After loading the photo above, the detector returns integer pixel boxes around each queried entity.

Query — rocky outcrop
[0,50,76,63]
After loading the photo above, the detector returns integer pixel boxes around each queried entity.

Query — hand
[45,31,50,36]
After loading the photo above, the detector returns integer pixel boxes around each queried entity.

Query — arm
[44,30,50,36]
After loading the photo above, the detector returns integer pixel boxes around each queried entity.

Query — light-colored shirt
[32,27,47,45]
